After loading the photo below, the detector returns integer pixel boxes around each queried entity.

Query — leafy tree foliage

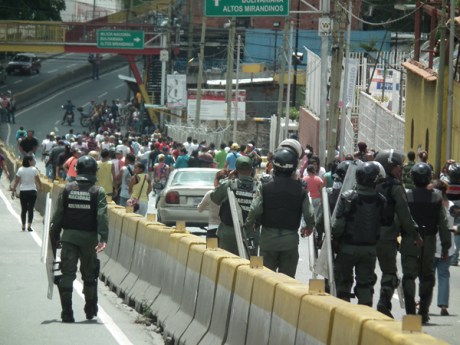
[0,0,65,21]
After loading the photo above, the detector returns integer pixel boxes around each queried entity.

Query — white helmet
[278,139,303,159]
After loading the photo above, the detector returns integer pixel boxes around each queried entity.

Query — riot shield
[313,161,359,296]
[42,193,62,300]
[227,188,252,259]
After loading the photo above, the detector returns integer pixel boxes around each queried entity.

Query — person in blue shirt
[225,143,241,170]
[174,148,190,169]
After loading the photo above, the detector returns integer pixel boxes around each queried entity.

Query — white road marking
[98,92,108,98]
[0,189,134,345]
[114,83,124,89]
[14,80,23,84]
[47,69,58,74]
[66,64,77,68]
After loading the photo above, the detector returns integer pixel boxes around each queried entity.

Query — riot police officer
[332,162,386,306]
[51,155,109,323]
[402,163,451,323]
[211,156,257,255]
[245,148,315,278]
[374,149,423,318]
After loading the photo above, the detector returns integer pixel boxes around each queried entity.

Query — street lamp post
[273,21,280,73]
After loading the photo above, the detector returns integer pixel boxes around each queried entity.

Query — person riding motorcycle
[61,100,75,125]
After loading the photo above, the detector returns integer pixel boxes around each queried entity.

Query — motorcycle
[77,106,92,128]
[61,105,74,126]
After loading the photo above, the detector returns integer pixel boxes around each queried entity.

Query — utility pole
[194,17,206,127]
[319,1,331,167]
[292,0,301,107]
[446,0,456,160]
[339,0,352,158]
[435,0,447,175]
[285,21,294,139]
[233,35,241,142]
[275,20,289,147]
[226,18,236,129]
[186,0,194,74]
[326,1,345,167]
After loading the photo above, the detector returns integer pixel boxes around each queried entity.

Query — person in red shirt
[63,149,81,182]
[303,164,324,219]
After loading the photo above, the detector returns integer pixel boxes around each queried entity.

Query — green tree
[0,0,65,21]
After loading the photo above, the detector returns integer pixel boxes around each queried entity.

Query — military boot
[376,287,394,318]
[58,287,74,323]
[83,281,98,320]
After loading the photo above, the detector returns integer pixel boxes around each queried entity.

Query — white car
[156,168,219,227]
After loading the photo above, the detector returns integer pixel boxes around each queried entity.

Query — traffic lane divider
[157,235,206,326]
[150,232,190,321]
[361,319,450,345]
[199,257,249,345]
[110,213,144,295]
[225,265,274,345]
[330,303,392,345]
[246,271,298,345]
[163,243,207,342]
[268,282,310,345]
[296,294,351,345]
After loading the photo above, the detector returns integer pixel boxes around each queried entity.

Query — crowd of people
[8,123,460,325]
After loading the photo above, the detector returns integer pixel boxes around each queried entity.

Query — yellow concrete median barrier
[246,271,297,345]
[142,226,174,304]
[113,213,144,295]
[127,223,165,309]
[100,207,126,281]
[330,303,392,345]
[200,257,249,345]
[104,213,143,290]
[361,319,450,345]
[177,249,239,345]
[225,265,274,345]
[163,243,207,342]
[268,281,309,345]
[296,293,350,345]
[150,232,190,320]
[158,235,206,326]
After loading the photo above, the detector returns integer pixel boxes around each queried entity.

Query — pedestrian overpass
[0,19,173,123]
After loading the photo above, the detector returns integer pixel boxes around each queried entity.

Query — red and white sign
[187,89,246,121]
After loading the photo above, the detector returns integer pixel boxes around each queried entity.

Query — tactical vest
[376,177,399,226]
[406,188,442,236]
[219,178,257,226]
[261,177,306,231]
[341,190,385,245]
[62,182,99,231]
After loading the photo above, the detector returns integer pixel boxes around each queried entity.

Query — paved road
[0,174,164,345]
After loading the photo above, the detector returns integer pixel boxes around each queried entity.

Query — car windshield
[13,55,31,63]
[170,170,216,187]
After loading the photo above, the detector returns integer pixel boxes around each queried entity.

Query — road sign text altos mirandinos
[206,0,289,17]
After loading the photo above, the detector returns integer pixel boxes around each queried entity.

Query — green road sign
[205,0,290,17]
[97,30,144,49]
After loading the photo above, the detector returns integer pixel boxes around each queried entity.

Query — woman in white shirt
[12,155,42,231]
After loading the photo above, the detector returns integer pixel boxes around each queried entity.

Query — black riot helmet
[355,161,381,187]
[374,149,405,176]
[272,148,298,176]
[334,160,353,181]
[448,163,460,184]
[76,155,98,176]
[411,163,432,187]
